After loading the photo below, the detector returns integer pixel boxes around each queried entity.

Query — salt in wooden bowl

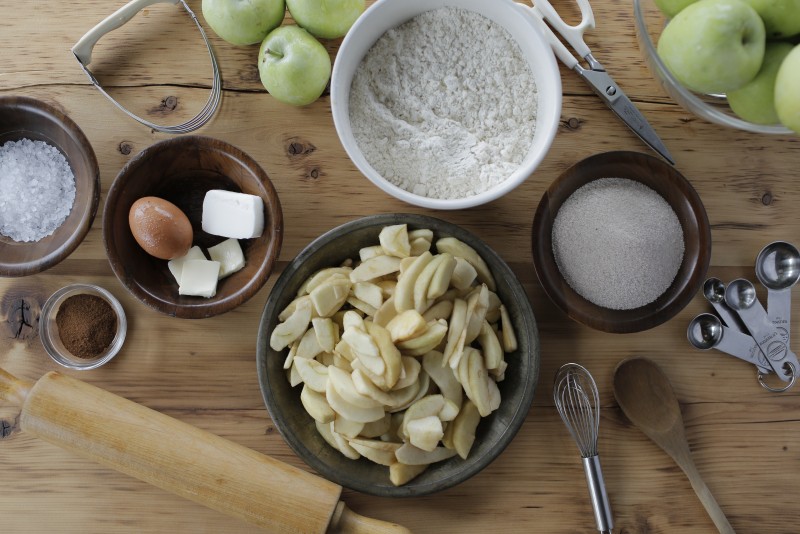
[0,96,100,277]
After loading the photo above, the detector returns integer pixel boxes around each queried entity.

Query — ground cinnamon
[56,294,117,359]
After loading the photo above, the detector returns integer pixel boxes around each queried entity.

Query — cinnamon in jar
[56,294,117,359]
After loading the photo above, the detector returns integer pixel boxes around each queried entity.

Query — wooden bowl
[257,214,539,496]
[103,136,283,319]
[531,151,711,333]
[0,96,100,276]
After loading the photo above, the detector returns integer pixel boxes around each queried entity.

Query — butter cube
[208,238,245,279]
[179,259,221,298]
[202,190,264,239]
[167,246,206,283]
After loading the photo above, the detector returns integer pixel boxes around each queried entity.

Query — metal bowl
[257,214,539,496]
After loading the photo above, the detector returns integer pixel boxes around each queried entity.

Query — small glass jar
[40,283,127,370]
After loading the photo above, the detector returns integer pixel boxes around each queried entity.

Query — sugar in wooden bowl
[532,151,711,334]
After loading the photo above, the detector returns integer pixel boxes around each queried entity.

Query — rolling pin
[0,368,410,533]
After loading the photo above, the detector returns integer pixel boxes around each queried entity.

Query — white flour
[349,7,538,200]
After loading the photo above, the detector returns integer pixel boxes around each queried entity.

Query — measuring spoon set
[687,241,800,392]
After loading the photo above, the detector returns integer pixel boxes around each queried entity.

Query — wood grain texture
[1,0,799,532]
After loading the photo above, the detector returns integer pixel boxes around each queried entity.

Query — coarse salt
[551,178,685,310]
[349,7,537,200]
[0,138,75,242]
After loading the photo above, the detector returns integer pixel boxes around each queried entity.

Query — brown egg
[129,197,193,260]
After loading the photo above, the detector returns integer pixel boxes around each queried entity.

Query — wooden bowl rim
[0,95,100,277]
[531,151,711,333]
[102,135,283,318]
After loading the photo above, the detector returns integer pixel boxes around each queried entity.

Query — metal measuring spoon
[755,241,800,329]
[687,313,771,374]
[702,278,746,332]
[725,279,799,381]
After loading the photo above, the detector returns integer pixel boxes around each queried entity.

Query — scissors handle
[533,0,595,61]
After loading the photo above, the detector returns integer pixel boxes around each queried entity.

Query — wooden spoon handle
[680,458,736,534]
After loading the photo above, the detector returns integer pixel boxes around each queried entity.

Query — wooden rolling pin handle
[329,502,411,534]
[4,369,409,534]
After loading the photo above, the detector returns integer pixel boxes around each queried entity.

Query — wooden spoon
[612,357,735,534]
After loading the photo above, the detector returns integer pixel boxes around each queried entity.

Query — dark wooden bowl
[257,214,539,496]
[531,151,711,333]
[103,136,283,319]
[0,96,100,276]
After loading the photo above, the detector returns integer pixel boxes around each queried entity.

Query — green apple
[741,0,800,39]
[258,26,332,106]
[658,0,766,94]
[202,0,286,46]
[286,0,365,39]
[775,44,800,133]
[654,0,698,18]
[727,42,794,124]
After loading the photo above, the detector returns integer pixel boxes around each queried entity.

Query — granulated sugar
[349,7,537,200]
[552,178,684,310]
[0,138,75,242]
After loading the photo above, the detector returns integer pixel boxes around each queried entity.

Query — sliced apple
[389,462,428,486]
[361,413,391,438]
[303,267,353,295]
[422,350,463,409]
[393,356,421,390]
[409,237,432,256]
[364,321,402,389]
[399,394,445,440]
[354,282,384,310]
[435,237,495,291]
[386,310,428,342]
[334,415,364,439]
[422,300,453,322]
[442,299,468,367]
[278,294,312,322]
[328,366,382,408]
[349,439,399,466]
[293,357,328,393]
[412,254,446,312]
[282,341,298,370]
[342,310,365,331]
[406,415,444,452]
[394,251,434,312]
[464,284,489,344]
[408,228,434,242]
[379,224,411,258]
[350,358,388,391]
[301,385,335,424]
[310,276,351,317]
[359,245,385,261]
[466,348,492,417]
[386,374,424,412]
[326,379,385,423]
[395,443,457,465]
[499,304,518,352]
[449,257,477,291]
[330,423,361,460]
[341,327,385,376]
[312,317,339,353]
[373,296,398,327]
[485,290,502,324]
[396,320,449,356]
[477,320,503,370]
[450,399,481,459]
[350,255,402,283]
[351,368,394,406]
[295,327,324,360]
[289,361,303,387]
[270,297,312,350]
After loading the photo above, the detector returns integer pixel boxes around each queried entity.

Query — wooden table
[2,1,798,532]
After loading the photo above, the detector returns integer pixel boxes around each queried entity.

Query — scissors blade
[576,67,675,165]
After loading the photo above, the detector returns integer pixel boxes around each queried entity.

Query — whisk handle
[582,455,614,533]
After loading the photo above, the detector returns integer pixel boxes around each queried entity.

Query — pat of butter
[208,238,245,279]
[168,245,206,283]
[179,259,221,298]
[202,190,264,239]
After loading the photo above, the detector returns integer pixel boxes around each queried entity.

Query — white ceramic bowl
[634,0,793,134]
[331,0,562,210]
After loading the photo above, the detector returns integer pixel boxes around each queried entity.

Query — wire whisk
[554,363,613,534]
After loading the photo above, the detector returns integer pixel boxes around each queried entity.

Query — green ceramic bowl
[257,213,539,497]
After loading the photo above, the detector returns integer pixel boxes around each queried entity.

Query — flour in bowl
[348,7,538,200]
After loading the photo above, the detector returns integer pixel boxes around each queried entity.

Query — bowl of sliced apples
[256,213,539,497]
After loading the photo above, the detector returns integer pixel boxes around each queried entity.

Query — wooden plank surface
[1,0,799,532]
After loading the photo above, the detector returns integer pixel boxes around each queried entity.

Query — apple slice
[393,357,421,390]
[361,413,391,438]
[295,328,324,360]
[293,357,328,393]
[328,366,382,408]
[464,284,489,344]
[399,395,445,440]
[364,321,402,389]
[499,304,518,352]
[354,282,384,310]
[349,439,400,466]
[282,341,298,370]
[350,255,402,283]
[330,423,361,460]
[350,358,388,391]
[386,375,423,412]
[395,320,448,357]
[422,350,463,409]
[390,462,428,486]
[341,327,385,376]
[301,385,335,424]
[351,369,394,406]
[450,399,481,459]
[412,254,447,312]
[342,310,365,331]
[394,251,434,312]
[373,296,398,327]
[450,257,478,291]
[435,237,496,291]
[406,415,444,452]
[359,245,385,261]
[302,267,353,295]
[442,299,468,367]
[326,379,385,423]
[334,416,364,439]
[477,320,503,370]
[422,300,453,322]
[312,317,339,353]
[386,310,428,342]
[278,295,312,321]
[378,224,411,258]
[395,443,457,465]
[270,297,312,350]
[409,237,432,257]
[310,276,351,317]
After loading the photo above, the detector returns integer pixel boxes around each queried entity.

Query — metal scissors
[520,0,674,164]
